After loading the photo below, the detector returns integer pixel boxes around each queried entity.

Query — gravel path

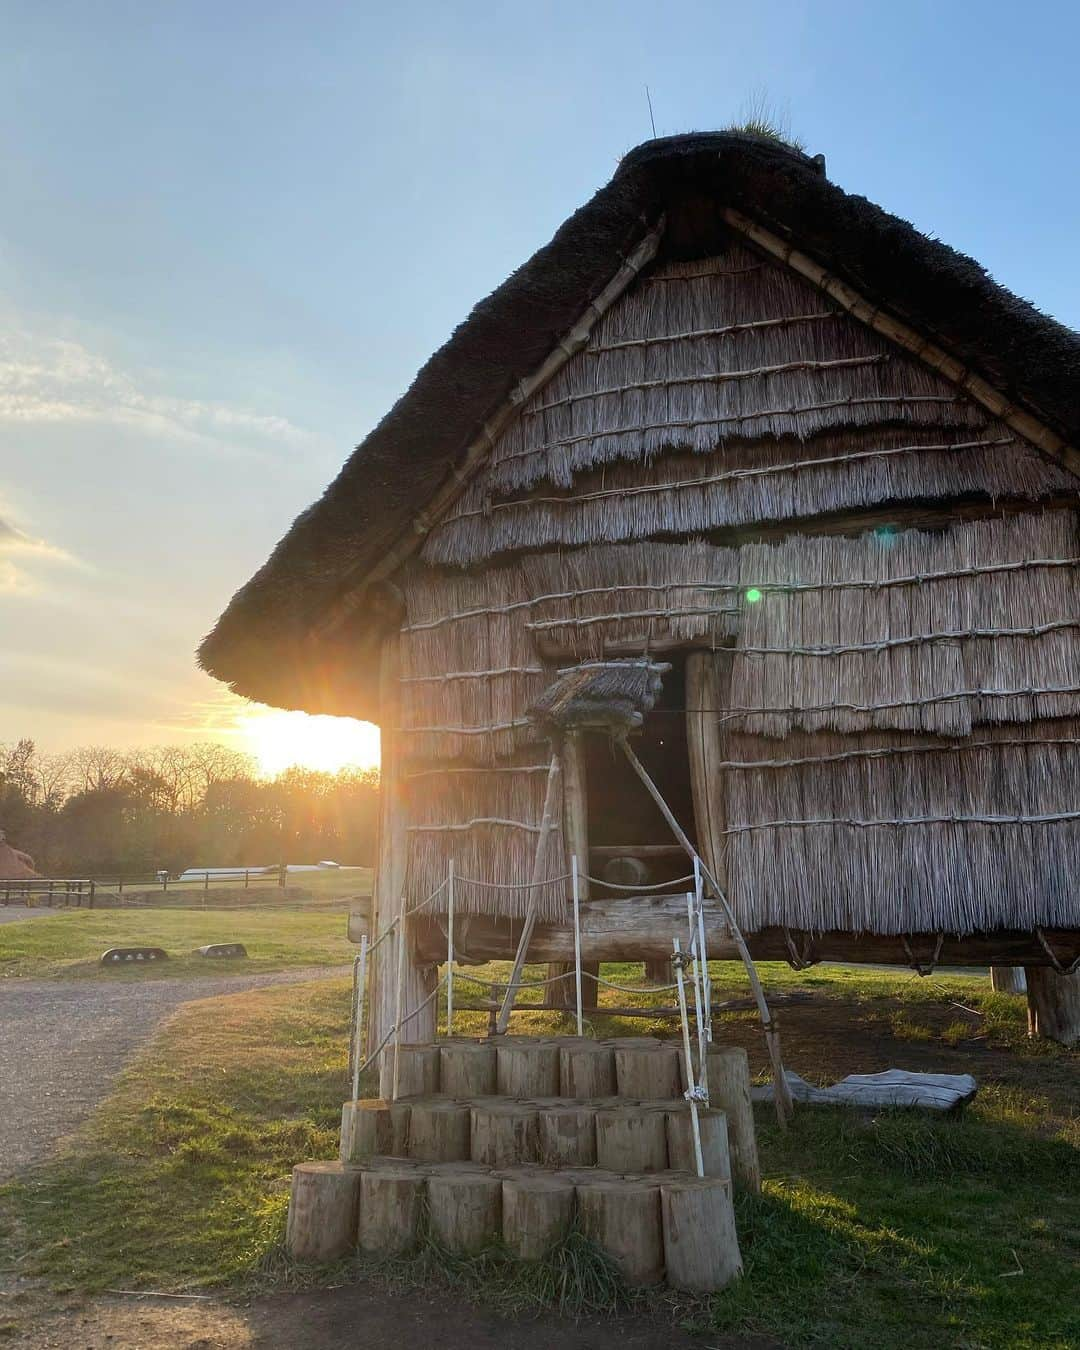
[0,906,56,925]
[0,967,348,1178]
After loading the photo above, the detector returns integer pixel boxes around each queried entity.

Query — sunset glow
[233,706,380,777]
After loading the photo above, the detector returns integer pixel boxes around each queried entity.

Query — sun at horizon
[232,706,380,777]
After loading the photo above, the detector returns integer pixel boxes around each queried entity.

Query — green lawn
[0,906,358,979]
[0,965,1076,1348]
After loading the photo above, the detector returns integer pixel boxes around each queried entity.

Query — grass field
[0,906,359,979]
[0,960,1076,1347]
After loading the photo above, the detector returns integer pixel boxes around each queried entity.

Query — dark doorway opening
[583,653,697,895]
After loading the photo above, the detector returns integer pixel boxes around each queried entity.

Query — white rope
[454,969,575,990]
[456,872,572,890]
[583,872,695,891]
[584,972,680,994]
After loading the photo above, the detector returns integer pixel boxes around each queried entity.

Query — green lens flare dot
[745,588,763,604]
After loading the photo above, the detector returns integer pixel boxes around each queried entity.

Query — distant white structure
[176,861,356,882]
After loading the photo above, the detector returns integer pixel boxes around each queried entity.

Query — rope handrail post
[685,891,707,1066]
[350,934,369,1101]
[673,937,705,1178]
[572,855,584,1036]
[693,857,711,1041]
[391,893,407,1101]
[619,735,793,1127]
[446,859,455,1038]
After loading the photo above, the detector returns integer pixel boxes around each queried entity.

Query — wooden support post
[496,1040,560,1097]
[559,1041,617,1098]
[439,1040,497,1097]
[370,635,438,1058]
[358,1167,426,1256]
[501,1175,575,1259]
[614,1042,682,1100]
[620,736,793,1128]
[706,1047,761,1193]
[547,734,598,1010]
[991,966,1027,993]
[660,1177,742,1291]
[643,957,672,985]
[286,1162,362,1263]
[1025,966,1080,1046]
[594,1106,668,1173]
[497,753,562,1032]
[577,1180,664,1287]
[470,1102,540,1168]
[427,1172,502,1253]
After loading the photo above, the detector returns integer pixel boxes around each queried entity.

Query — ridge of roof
[199,132,1080,716]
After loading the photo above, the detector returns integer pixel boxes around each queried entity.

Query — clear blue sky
[2,0,1078,754]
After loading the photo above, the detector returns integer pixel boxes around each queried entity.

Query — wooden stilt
[497,754,562,1033]
[1025,966,1080,1046]
[547,734,598,1010]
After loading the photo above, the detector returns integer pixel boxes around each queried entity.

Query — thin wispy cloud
[0,508,77,595]
[0,328,316,453]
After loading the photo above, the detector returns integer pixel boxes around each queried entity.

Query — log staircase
[286,1034,760,1293]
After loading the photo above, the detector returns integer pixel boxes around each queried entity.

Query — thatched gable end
[198,133,1080,717]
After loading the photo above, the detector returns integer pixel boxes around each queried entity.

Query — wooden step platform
[287,1034,755,1292]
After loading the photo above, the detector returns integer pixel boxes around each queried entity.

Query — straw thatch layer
[422,249,1073,568]
[530,659,669,735]
[727,509,1080,737]
[404,753,566,921]
[721,721,1080,935]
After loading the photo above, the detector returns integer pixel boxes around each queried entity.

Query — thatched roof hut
[201,132,1080,1044]
[0,831,39,880]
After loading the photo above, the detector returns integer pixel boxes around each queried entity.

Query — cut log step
[340,1098,410,1163]
[559,1041,617,1098]
[537,1102,598,1167]
[407,1100,472,1163]
[496,1041,560,1097]
[439,1039,498,1096]
[427,1172,503,1253]
[614,1043,682,1100]
[577,1179,664,1287]
[660,1177,742,1291]
[666,1108,732,1181]
[358,1167,426,1257]
[706,1047,761,1193]
[595,1106,668,1173]
[425,1160,492,1176]
[380,1042,441,1100]
[501,1174,576,1260]
[471,1101,539,1168]
[286,1162,362,1263]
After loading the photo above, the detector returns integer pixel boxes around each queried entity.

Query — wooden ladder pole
[496,752,562,1034]
[620,737,793,1126]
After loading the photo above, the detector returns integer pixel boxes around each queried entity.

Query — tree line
[0,740,379,877]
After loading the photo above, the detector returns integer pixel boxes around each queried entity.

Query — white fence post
[446,859,455,1038]
[673,936,705,1178]
[391,895,406,1101]
[351,934,369,1101]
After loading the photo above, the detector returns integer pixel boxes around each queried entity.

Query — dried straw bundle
[424,428,1070,568]
[404,753,566,921]
[726,510,1080,737]
[721,720,1080,935]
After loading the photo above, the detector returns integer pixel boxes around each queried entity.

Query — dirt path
[0,906,55,925]
[0,967,347,1178]
[7,1285,778,1349]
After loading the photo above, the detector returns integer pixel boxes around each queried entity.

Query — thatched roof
[0,836,38,880]
[199,131,1080,718]
[529,660,671,736]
